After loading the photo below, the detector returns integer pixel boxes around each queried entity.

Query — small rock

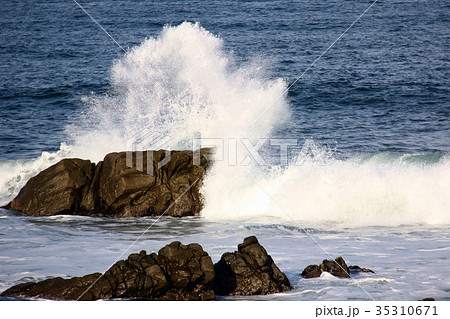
[349,265,375,273]
[321,257,350,278]
[302,256,351,278]
[301,264,322,278]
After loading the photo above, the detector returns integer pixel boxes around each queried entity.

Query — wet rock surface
[1,241,215,301]
[5,149,211,217]
[349,265,375,274]
[301,257,374,278]
[302,257,351,278]
[213,236,292,296]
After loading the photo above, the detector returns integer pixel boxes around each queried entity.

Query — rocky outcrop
[213,236,292,296]
[1,241,215,301]
[5,149,211,217]
[302,257,350,278]
[6,158,94,216]
[301,257,374,278]
[2,237,293,300]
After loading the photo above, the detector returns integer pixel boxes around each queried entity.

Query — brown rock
[302,256,351,278]
[213,236,292,296]
[301,264,321,278]
[7,158,94,216]
[320,257,350,278]
[349,265,375,274]
[1,242,215,301]
[156,242,215,300]
[4,149,212,218]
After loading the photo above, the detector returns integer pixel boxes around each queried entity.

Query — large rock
[5,149,211,217]
[213,236,292,296]
[1,241,215,301]
[7,159,94,216]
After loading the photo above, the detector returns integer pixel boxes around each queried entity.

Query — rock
[5,149,211,218]
[156,242,215,300]
[213,236,292,296]
[321,257,350,278]
[419,297,435,301]
[301,264,322,279]
[1,242,215,301]
[7,159,94,216]
[302,256,351,278]
[349,265,374,274]
[2,237,293,300]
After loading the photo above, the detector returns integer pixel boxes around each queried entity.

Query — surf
[1,22,449,227]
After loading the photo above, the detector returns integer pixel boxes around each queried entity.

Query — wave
[1,22,449,227]
[202,150,450,226]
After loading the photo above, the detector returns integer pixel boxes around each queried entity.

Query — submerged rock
[4,149,211,218]
[301,257,351,278]
[213,236,292,296]
[1,241,215,301]
[349,265,375,274]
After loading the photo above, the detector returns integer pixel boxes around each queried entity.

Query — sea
[0,0,449,301]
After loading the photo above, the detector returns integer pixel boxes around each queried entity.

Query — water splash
[1,22,449,226]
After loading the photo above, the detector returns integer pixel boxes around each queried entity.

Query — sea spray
[65,22,289,161]
[0,144,71,205]
[1,22,449,226]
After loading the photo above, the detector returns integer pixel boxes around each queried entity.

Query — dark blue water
[1,1,450,301]
[0,0,449,160]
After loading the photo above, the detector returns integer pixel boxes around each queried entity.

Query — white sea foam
[0,144,71,204]
[64,22,288,161]
[1,22,449,227]
[202,152,450,226]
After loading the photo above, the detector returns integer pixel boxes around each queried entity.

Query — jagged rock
[156,241,215,300]
[1,241,215,301]
[302,256,351,278]
[213,236,292,296]
[4,149,211,217]
[301,264,322,279]
[7,158,94,216]
[349,265,374,274]
[321,257,350,278]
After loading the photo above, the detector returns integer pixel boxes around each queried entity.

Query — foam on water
[1,22,449,227]
[202,151,450,226]
[0,144,71,204]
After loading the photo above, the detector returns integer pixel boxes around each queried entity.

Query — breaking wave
[1,22,449,226]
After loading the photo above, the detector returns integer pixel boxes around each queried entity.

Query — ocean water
[0,0,449,300]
